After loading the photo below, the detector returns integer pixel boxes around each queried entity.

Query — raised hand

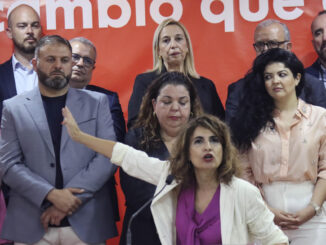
[62,106,81,141]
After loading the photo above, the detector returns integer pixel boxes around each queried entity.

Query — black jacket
[127,71,225,128]
[119,128,169,245]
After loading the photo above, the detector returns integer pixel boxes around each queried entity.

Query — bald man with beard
[0,4,42,119]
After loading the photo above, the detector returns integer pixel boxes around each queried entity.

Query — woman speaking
[62,109,288,245]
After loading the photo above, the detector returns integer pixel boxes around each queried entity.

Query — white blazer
[112,143,288,245]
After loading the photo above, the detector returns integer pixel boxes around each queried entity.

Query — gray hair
[255,19,291,41]
[35,35,72,59]
[69,37,97,60]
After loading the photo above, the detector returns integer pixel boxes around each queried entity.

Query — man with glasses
[306,10,326,89]
[69,37,125,142]
[225,19,326,123]
[69,37,125,226]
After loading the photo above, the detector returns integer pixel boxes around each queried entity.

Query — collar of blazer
[150,174,237,245]
[23,87,96,156]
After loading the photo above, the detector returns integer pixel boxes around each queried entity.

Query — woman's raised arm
[62,106,116,159]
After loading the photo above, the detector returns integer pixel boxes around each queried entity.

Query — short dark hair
[170,114,241,187]
[318,10,326,16]
[134,72,203,151]
[35,35,72,58]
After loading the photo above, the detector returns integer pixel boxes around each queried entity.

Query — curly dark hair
[170,114,241,187]
[230,48,305,151]
[133,72,203,151]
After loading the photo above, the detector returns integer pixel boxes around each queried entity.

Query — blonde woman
[127,18,224,128]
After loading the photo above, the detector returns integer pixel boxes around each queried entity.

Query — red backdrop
[0,0,324,244]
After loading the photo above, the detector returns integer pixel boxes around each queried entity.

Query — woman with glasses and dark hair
[119,72,202,245]
[61,109,288,244]
[127,18,224,128]
[231,48,326,245]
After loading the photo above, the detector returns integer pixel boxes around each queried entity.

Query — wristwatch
[310,201,322,216]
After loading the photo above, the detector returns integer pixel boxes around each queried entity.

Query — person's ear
[152,98,157,111]
[295,73,301,86]
[6,27,13,40]
[285,42,292,51]
[32,58,37,72]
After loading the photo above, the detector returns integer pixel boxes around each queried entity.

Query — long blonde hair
[151,18,199,79]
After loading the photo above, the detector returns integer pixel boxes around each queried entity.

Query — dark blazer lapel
[0,59,18,99]
[24,88,55,158]
[6,59,18,97]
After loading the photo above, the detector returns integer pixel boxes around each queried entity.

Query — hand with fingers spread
[62,106,81,141]
[41,206,66,231]
[46,188,84,213]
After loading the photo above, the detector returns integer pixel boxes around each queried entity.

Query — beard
[12,37,37,54]
[37,68,71,90]
[318,41,326,63]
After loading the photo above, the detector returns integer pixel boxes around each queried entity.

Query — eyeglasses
[72,53,95,68]
[253,40,289,52]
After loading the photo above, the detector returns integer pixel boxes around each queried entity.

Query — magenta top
[176,185,222,245]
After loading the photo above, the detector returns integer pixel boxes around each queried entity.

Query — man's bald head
[6,4,42,55]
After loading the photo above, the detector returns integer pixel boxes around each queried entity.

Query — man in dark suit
[306,10,326,88]
[0,4,42,120]
[69,37,125,223]
[69,37,125,142]
[0,35,117,244]
[226,19,326,123]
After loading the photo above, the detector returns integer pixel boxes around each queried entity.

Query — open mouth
[169,116,179,120]
[203,153,213,161]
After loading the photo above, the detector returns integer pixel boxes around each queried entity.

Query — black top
[119,128,169,245]
[42,93,69,227]
[127,71,225,128]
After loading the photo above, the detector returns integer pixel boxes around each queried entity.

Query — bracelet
[309,201,322,216]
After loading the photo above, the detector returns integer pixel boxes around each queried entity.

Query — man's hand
[46,188,83,213]
[41,206,66,231]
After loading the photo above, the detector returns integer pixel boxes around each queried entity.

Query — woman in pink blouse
[231,48,326,244]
